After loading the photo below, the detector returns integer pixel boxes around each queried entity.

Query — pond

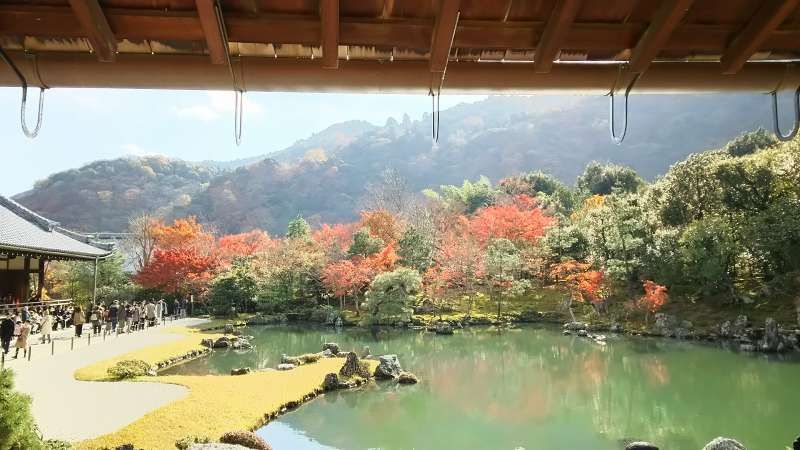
[166,325,800,450]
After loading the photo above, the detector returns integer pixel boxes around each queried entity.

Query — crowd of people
[0,298,190,360]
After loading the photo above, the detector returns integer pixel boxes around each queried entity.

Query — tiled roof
[0,195,113,260]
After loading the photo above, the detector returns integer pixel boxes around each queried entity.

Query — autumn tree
[550,260,605,321]
[638,280,668,323]
[321,259,372,311]
[483,238,529,320]
[313,223,356,259]
[359,209,403,244]
[217,230,273,266]
[348,228,384,258]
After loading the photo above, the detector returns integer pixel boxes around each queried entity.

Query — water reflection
[168,325,800,450]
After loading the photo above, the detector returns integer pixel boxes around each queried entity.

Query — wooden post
[70,337,74,350]
[36,258,46,300]
[27,345,31,361]
[1,351,5,368]
[92,258,98,306]
[23,256,30,300]
[51,340,54,355]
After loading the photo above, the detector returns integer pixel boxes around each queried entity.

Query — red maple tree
[467,195,554,245]
[638,280,668,319]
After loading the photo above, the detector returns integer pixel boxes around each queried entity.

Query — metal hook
[234,90,243,146]
[429,86,441,143]
[0,48,45,139]
[770,86,800,141]
[608,69,640,145]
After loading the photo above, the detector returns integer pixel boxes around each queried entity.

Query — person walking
[72,306,85,337]
[131,305,140,332]
[0,314,14,354]
[146,300,156,327]
[109,301,119,332]
[14,319,31,359]
[117,303,128,333]
[39,309,53,344]
[90,306,101,335]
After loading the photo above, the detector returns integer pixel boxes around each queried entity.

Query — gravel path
[7,318,208,442]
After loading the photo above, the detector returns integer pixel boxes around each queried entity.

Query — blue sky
[0,87,485,196]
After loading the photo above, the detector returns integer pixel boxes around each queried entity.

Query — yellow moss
[77,358,377,450]
[72,323,377,449]
[74,326,224,382]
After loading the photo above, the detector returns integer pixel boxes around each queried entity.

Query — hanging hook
[429,85,441,143]
[608,67,640,145]
[770,86,800,141]
[0,48,45,139]
[234,89,244,146]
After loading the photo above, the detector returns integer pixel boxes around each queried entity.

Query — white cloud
[172,91,264,122]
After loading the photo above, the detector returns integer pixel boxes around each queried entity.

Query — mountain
[15,94,772,234]
[13,156,218,232]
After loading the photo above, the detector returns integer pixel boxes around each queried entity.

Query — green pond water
[166,325,800,450]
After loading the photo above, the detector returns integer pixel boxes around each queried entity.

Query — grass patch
[74,325,224,382]
[76,358,377,450]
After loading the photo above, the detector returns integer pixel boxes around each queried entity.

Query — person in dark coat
[0,315,14,354]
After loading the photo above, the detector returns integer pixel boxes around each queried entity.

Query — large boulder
[323,373,340,391]
[397,371,419,385]
[339,352,371,378]
[732,315,749,336]
[230,367,250,376]
[322,342,340,355]
[374,354,402,380]
[625,443,659,450]
[702,437,746,450]
[223,323,235,334]
[760,318,785,352]
[219,431,272,450]
[654,313,678,336]
[200,339,214,348]
[212,337,231,349]
[277,363,296,371]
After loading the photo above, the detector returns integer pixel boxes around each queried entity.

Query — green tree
[50,252,128,306]
[397,227,434,272]
[678,216,738,296]
[0,369,43,450]
[576,162,644,196]
[424,176,497,214]
[363,267,422,325]
[209,258,259,315]
[286,215,311,240]
[724,128,776,157]
[542,219,589,262]
[501,171,576,214]
[483,238,529,320]
[348,228,383,258]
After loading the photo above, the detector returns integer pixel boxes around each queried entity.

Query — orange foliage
[366,243,398,273]
[467,195,554,245]
[153,217,214,251]
[359,209,403,244]
[134,247,218,295]
[218,230,274,264]
[313,223,357,256]
[638,280,668,313]
[321,259,372,299]
[550,260,605,304]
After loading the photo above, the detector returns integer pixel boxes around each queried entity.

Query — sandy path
[8,318,207,441]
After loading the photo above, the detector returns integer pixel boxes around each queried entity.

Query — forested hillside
[15,94,771,233]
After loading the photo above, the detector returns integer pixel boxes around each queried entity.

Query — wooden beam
[67,0,116,62]
[720,0,799,75]
[628,0,694,73]
[430,0,460,73]
[195,0,230,65]
[320,0,339,69]
[534,0,582,73]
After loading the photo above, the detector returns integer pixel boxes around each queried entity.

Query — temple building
[0,195,113,307]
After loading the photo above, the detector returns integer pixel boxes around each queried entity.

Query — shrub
[0,369,44,450]
[299,353,321,364]
[107,360,152,379]
[174,435,210,450]
[219,431,272,450]
[43,440,73,450]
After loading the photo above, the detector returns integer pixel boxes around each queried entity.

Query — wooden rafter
[628,0,694,73]
[66,0,116,62]
[534,0,582,74]
[320,0,339,69]
[720,0,799,75]
[195,0,230,65]
[430,0,460,73]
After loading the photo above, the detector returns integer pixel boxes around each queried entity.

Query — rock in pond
[563,321,587,331]
[339,352,371,378]
[189,445,249,450]
[397,371,419,385]
[230,367,251,376]
[434,322,454,335]
[702,437,746,450]
[212,337,231,349]
[323,373,340,391]
[200,338,214,348]
[322,342,340,355]
[577,329,589,337]
[223,323,235,334]
[761,318,786,352]
[322,349,333,357]
[625,442,659,450]
[277,363,296,371]
[374,354,402,380]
